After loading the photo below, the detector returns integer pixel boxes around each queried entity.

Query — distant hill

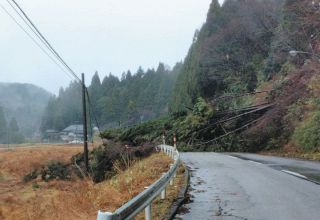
[40,63,182,133]
[0,83,51,137]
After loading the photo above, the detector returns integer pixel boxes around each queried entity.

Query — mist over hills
[0,82,51,137]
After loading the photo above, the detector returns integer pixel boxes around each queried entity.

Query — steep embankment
[165,0,320,153]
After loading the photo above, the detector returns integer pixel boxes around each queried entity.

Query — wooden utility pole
[82,73,89,172]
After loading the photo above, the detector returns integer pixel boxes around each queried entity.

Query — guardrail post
[145,204,152,220]
[97,211,112,220]
[170,164,174,185]
[161,173,166,199]
[161,188,166,199]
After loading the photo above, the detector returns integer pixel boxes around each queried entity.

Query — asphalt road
[175,153,320,220]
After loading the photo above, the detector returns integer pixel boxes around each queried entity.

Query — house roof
[62,125,83,134]
[45,129,59,133]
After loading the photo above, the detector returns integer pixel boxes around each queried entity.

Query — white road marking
[248,160,263,165]
[281,170,308,179]
[228,155,238,159]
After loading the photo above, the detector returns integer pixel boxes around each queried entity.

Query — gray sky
[0,0,223,94]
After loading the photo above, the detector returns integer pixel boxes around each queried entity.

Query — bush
[88,144,155,183]
[41,161,70,181]
[23,169,39,182]
[32,183,40,189]
[279,61,295,76]
[293,111,320,151]
[193,97,215,117]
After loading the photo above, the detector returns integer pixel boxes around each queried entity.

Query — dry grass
[135,164,186,220]
[92,153,173,213]
[0,145,173,220]
[0,144,85,179]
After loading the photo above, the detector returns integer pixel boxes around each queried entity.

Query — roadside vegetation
[0,145,178,220]
[135,164,187,220]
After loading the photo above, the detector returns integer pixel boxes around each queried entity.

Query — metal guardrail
[97,144,180,220]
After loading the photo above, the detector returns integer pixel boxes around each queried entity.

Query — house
[60,124,84,142]
[43,129,60,142]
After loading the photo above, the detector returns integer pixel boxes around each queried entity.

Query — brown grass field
[0,144,174,220]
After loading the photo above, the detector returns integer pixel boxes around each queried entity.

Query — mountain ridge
[0,82,51,138]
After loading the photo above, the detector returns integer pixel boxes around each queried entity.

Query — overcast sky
[0,0,224,94]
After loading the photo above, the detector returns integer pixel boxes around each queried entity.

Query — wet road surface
[230,153,320,184]
[175,153,320,220]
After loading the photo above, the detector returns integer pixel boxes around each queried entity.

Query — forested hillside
[0,83,51,143]
[40,63,182,132]
[169,0,284,112]
[104,0,320,154]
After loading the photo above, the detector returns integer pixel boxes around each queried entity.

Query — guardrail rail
[97,144,180,220]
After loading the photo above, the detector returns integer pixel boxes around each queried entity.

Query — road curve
[175,153,320,220]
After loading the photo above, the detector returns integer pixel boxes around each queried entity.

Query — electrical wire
[85,88,103,138]
[2,0,104,137]
[5,0,73,75]
[0,1,75,81]
[10,0,82,82]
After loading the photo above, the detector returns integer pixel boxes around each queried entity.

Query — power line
[0,2,74,81]
[4,0,72,75]
[3,0,104,140]
[85,88,103,138]
[193,118,260,147]
[10,0,81,82]
[6,0,45,46]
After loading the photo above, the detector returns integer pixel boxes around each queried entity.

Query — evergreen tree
[0,106,7,143]
[9,117,24,144]
[89,71,102,119]
[9,117,19,132]
[41,65,179,131]
[90,71,102,98]
[170,0,283,112]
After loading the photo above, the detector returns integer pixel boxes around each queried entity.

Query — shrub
[41,161,70,181]
[23,168,39,182]
[32,183,40,189]
[88,144,155,183]
[293,111,320,151]
[193,97,215,117]
[279,61,295,76]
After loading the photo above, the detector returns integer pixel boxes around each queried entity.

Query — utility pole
[3,108,10,149]
[7,128,9,149]
[82,73,89,172]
